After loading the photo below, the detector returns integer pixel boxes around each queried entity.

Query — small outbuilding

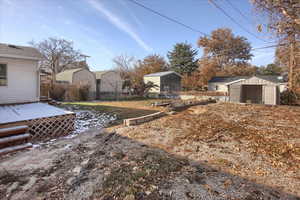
[144,71,181,95]
[94,70,123,99]
[227,76,287,105]
[208,76,249,93]
[56,68,97,99]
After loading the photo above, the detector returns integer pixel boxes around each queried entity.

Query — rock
[168,111,176,115]
[6,182,19,197]
[22,176,37,191]
[124,194,135,200]
[73,166,82,175]
[66,177,75,186]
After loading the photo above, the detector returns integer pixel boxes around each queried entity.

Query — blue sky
[0,0,276,71]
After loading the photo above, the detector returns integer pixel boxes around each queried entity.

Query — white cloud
[87,0,152,52]
[118,0,144,28]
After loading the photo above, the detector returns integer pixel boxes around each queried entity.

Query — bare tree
[113,55,137,94]
[30,37,84,83]
[113,55,136,79]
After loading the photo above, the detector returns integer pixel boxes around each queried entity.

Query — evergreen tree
[167,43,198,75]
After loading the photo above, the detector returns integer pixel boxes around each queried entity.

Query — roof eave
[144,71,182,78]
[0,54,42,61]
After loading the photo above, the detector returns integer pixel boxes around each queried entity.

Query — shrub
[65,85,81,101]
[49,83,66,101]
[280,90,300,105]
[79,84,90,101]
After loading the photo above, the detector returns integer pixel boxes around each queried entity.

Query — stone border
[123,112,166,126]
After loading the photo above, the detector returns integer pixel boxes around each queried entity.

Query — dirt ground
[0,102,299,199]
[116,102,300,198]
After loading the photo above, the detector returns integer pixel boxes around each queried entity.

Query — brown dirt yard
[0,101,299,200]
[116,102,300,198]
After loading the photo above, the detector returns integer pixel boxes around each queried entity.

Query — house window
[0,64,7,86]
[215,85,219,90]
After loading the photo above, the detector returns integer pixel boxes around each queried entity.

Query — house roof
[0,43,42,60]
[56,68,83,83]
[144,71,181,78]
[209,75,286,84]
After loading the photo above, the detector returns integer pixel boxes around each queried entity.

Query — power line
[208,0,268,42]
[126,0,208,36]
[223,0,252,23]
[126,0,279,52]
[252,43,287,50]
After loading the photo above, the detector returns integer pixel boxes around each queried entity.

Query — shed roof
[56,68,83,83]
[94,70,110,79]
[0,43,42,60]
[144,71,181,78]
[209,76,250,83]
[209,75,286,84]
[256,75,285,83]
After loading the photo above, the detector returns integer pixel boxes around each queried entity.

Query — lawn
[62,99,166,123]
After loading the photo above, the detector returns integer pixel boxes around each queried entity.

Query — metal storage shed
[144,71,182,94]
[227,76,285,105]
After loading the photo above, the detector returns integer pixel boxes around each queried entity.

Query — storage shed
[94,70,123,99]
[208,76,249,93]
[56,68,96,99]
[228,76,286,105]
[144,71,181,94]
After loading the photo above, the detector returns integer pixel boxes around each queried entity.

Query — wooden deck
[0,103,75,142]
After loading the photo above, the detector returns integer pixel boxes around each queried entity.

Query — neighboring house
[208,76,249,93]
[144,71,182,94]
[0,43,42,104]
[224,75,287,105]
[56,68,96,99]
[94,70,123,99]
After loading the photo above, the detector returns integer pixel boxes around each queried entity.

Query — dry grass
[62,99,166,124]
[116,102,300,196]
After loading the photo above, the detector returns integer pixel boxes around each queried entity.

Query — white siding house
[0,44,42,104]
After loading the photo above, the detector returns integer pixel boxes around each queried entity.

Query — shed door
[264,85,276,105]
[229,85,241,103]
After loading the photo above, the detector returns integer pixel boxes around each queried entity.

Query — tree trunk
[289,34,296,92]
